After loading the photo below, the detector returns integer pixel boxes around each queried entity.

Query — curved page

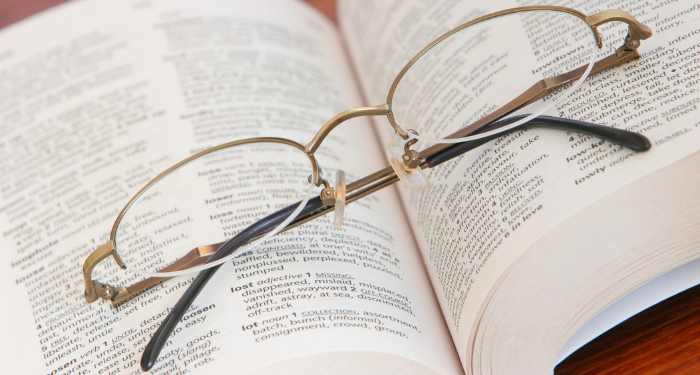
[0,0,463,374]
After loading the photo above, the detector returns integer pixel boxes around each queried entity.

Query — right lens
[388,9,598,143]
[113,140,314,277]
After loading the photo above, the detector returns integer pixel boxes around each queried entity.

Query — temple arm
[426,115,650,167]
[140,195,326,371]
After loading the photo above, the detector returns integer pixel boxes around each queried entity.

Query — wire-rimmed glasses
[79,6,653,371]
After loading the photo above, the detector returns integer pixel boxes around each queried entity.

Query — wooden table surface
[2,1,699,374]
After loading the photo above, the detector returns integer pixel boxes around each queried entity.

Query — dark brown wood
[305,0,337,24]
[0,0,66,29]
[556,283,700,375]
[1,1,699,375]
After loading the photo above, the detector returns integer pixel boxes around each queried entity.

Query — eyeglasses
[80,5,652,371]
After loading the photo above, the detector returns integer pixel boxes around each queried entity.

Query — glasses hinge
[93,281,129,305]
[320,186,335,206]
[616,30,642,58]
[402,135,422,169]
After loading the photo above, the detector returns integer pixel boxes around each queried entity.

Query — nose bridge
[304,104,390,155]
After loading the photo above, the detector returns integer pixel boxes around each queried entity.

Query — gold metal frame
[386,6,651,140]
[83,138,315,303]
[83,6,651,305]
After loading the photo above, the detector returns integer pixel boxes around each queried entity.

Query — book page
[0,0,464,374]
[340,0,700,370]
[556,253,700,363]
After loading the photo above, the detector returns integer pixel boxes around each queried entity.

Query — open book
[1,0,699,374]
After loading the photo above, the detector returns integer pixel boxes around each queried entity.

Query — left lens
[388,8,598,143]
[113,139,314,277]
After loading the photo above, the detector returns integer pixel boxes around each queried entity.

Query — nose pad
[386,136,431,191]
[333,170,346,228]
